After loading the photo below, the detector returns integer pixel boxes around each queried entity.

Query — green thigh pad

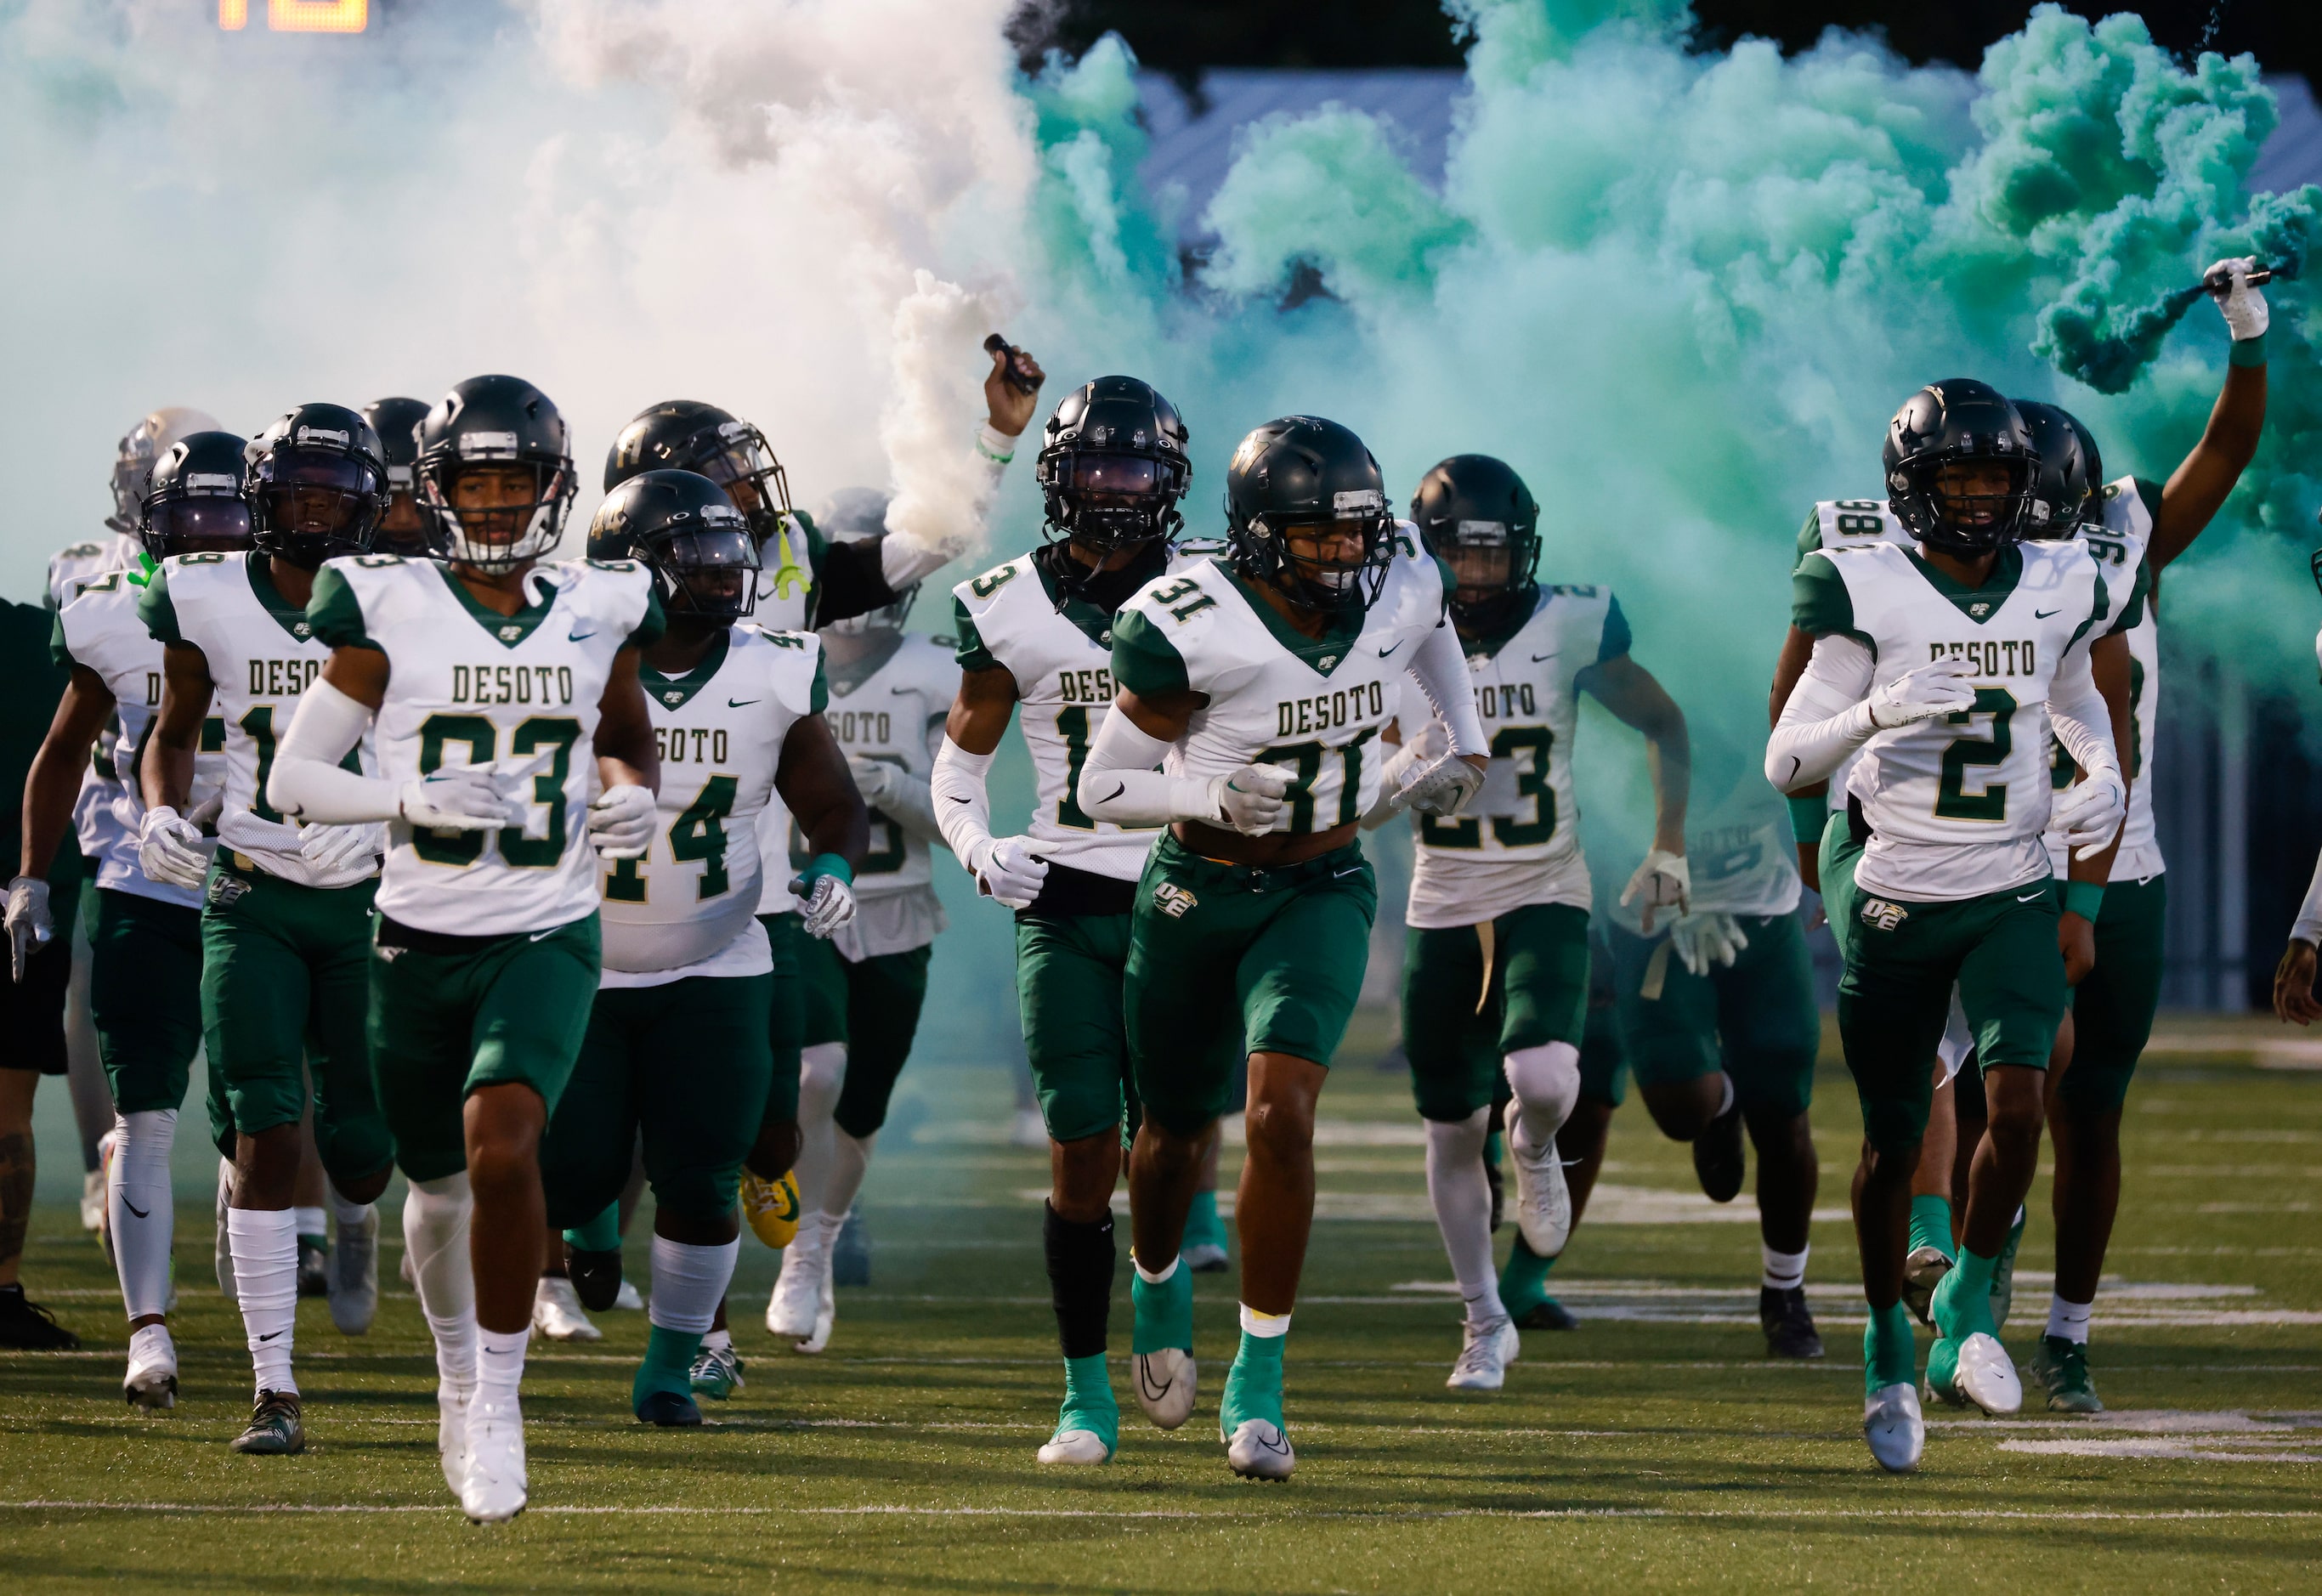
[1578,931,1628,1106]
[368,913,603,1184]
[796,928,849,1050]
[759,912,805,1126]
[1017,910,1136,1145]
[1402,903,1589,1123]
[830,942,933,1140]
[200,862,392,1188]
[2062,874,2166,1118]
[1124,835,1373,1138]
[1611,910,1819,1119]
[543,973,773,1228]
[88,888,203,1116]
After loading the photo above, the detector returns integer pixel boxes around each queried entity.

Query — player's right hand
[1210,763,1291,836]
[298,822,383,874]
[791,870,858,938]
[1866,657,1976,729]
[399,766,524,831]
[2204,256,2269,342]
[969,835,1048,910]
[4,876,53,984]
[1668,910,1749,976]
[1398,753,1487,818]
[138,805,212,890]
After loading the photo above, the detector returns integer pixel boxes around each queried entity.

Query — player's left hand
[983,339,1046,438]
[298,822,382,875]
[586,783,657,859]
[2053,771,2126,859]
[1668,910,1749,976]
[5,875,54,984]
[848,756,902,812]
[1620,848,1691,933]
[791,869,858,938]
[2204,256,2269,342]
[1399,752,1487,818]
[2274,939,2322,1026]
[138,805,212,890]
[2059,910,2097,987]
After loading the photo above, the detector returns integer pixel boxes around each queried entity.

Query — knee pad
[797,1042,847,1121]
[1504,1041,1580,1128]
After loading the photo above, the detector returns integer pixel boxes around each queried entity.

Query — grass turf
[1,1012,2317,1592]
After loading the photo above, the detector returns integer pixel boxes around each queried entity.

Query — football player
[1078,416,1487,1480]
[266,374,664,1521]
[136,405,399,1452]
[1374,454,1698,1390]
[1770,379,2128,1471]
[935,375,1208,1463]
[547,468,864,1424]
[362,397,440,559]
[17,429,244,1406]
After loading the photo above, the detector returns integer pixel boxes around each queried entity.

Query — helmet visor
[694,436,790,535]
[147,495,252,553]
[1051,452,1170,498]
[1929,458,2030,535]
[660,526,761,616]
[257,452,377,540]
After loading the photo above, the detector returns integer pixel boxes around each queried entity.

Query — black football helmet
[1883,379,2041,554]
[1223,416,1395,614]
[1035,376,1191,555]
[604,400,792,550]
[1410,454,1540,631]
[109,407,222,535]
[243,404,390,568]
[2013,400,2104,539]
[416,376,577,572]
[139,431,253,559]
[587,469,761,623]
[362,395,439,557]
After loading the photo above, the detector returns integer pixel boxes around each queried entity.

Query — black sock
[1043,1201,1115,1360]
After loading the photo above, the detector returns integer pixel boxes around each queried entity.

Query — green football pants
[1402,902,1590,1123]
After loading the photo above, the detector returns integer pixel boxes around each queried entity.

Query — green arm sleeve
[953,597,997,671]
[1596,593,1632,664]
[1109,608,1191,698]
[136,564,183,646]
[305,565,378,652]
[1792,507,1824,569]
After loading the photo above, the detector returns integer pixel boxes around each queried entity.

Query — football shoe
[1759,1286,1825,1360]
[1506,1124,1572,1257]
[739,1167,801,1250]
[1691,1099,1746,1204]
[80,1169,105,1234]
[531,1276,602,1343]
[297,1237,330,1299]
[0,1287,78,1350]
[460,1395,528,1523]
[123,1322,177,1410]
[689,1340,744,1401]
[1900,1245,1951,1328]
[230,1389,304,1455]
[327,1205,378,1335]
[1130,1263,1197,1429]
[436,1378,473,1493]
[1863,1381,1924,1472]
[2028,1334,2103,1414]
[1446,1316,1518,1392]
[1989,1208,2027,1329]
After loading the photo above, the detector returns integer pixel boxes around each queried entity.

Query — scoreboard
[218,1,369,31]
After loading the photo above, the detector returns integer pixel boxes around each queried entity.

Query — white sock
[326,1182,371,1230]
[648,1236,739,1335]
[1761,1242,1809,1292]
[1715,1072,1737,1118]
[110,1109,178,1322]
[476,1324,528,1407]
[790,1042,848,1217]
[1238,1304,1290,1337]
[821,1128,878,1227]
[701,1327,733,1353]
[403,1173,478,1388]
[1133,1254,1179,1286]
[2046,1293,2093,1344]
[292,1205,326,1239]
[1504,1041,1581,1153]
[229,1207,300,1395]
[1424,1109,1504,1324]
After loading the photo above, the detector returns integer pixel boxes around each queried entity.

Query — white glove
[966,834,1049,910]
[1621,847,1691,933]
[1209,764,1291,836]
[2205,256,2269,342]
[849,756,903,812]
[1397,754,1487,818]
[6,876,54,985]
[1668,910,1749,976]
[2052,770,2127,860]
[297,823,382,876]
[399,766,524,831]
[791,870,858,938]
[587,783,658,860]
[1867,657,1978,730]
[138,805,212,890]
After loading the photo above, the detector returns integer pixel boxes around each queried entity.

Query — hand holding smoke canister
[2202,258,2270,345]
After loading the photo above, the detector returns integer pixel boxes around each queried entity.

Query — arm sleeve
[265,677,400,823]
[1764,634,1879,792]
[1075,709,1220,828]
[2293,851,2322,946]
[930,737,996,867]
[1402,620,1486,758]
[2046,639,2121,781]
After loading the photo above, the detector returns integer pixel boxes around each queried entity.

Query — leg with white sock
[768,1041,847,1346]
[1503,1041,1581,1257]
[403,1171,479,1491]
[224,1120,308,1452]
[1427,1108,1518,1391]
[110,1108,179,1408]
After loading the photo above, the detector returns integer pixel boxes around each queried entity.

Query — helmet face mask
[1409,454,1543,631]
[1225,416,1394,615]
[1036,376,1192,571]
[420,376,577,574]
[1884,379,2041,556]
[587,468,759,624]
[2013,399,2103,540]
[141,431,253,560]
[244,405,388,569]
[605,403,791,552]
[1256,511,1394,614]
[362,396,440,557]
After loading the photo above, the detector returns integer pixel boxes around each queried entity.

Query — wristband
[1787,795,1829,845]
[795,852,853,888]
[2229,330,2268,368]
[2063,880,2104,922]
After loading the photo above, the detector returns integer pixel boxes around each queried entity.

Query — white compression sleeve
[1765,634,1879,791]
[2294,851,2322,946]
[1076,708,1221,827]
[1403,620,1487,756]
[931,738,997,862]
[110,1109,177,1321]
[2046,641,2121,781]
[1424,1109,1504,1323]
[268,677,399,823]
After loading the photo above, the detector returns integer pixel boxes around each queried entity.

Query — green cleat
[1038,1354,1119,1464]
[1989,1208,2027,1329]
[1219,1333,1292,1481]
[689,1341,745,1401]
[1130,1262,1197,1429]
[2028,1335,2104,1414]
[230,1390,305,1455]
[1922,1334,1971,1407]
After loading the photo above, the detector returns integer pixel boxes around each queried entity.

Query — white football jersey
[308,553,660,937]
[601,625,826,982]
[1792,499,1916,819]
[48,534,139,612]
[1401,583,1623,929]
[2046,477,2162,880]
[51,569,225,907]
[1797,538,2115,901]
[951,546,1213,882]
[1110,531,1453,835]
[1607,770,1803,931]
[142,552,380,889]
[802,631,958,897]
[48,535,145,879]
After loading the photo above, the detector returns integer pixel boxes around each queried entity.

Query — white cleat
[767,1226,833,1348]
[1863,1381,1925,1472]
[459,1395,528,1523]
[437,1378,473,1494]
[610,1280,643,1312]
[1446,1316,1520,1393]
[328,1205,379,1335]
[1133,1348,1197,1430]
[1180,1241,1229,1273]
[80,1168,105,1233]
[1507,1124,1572,1258]
[1036,1428,1114,1466]
[530,1276,601,1343]
[1224,1418,1295,1480]
[212,1157,236,1302]
[123,1323,178,1411]
[1951,1332,2024,1416]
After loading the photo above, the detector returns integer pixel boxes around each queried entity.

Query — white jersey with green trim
[1607,772,1802,931]
[48,534,139,613]
[1109,534,1453,836]
[53,568,226,908]
[601,624,825,985]
[49,535,147,882]
[142,552,382,889]
[2045,476,2162,881]
[1401,583,1623,930]
[307,553,660,938]
[950,544,1215,882]
[807,631,957,898]
[1797,538,2113,901]
[1793,499,1916,818]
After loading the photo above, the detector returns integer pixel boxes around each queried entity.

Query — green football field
[2,1013,2317,1593]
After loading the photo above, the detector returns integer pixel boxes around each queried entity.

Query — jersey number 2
[1934,688,2015,822]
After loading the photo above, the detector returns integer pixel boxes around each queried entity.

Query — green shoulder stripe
[2068,554,2115,650]
[624,583,667,653]
[306,564,379,652]
[1596,592,1631,663]
[137,563,183,646]
[1110,607,1190,698]
[2132,478,2162,521]
[2107,557,2151,636]
[1792,555,1872,654]
[953,596,997,671]
[1793,507,1824,569]
[807,648,830,716]
[48,606,73,671]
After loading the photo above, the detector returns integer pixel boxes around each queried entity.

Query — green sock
[1485,1129,1504,1166]
[1906,1195,1953,1259]
[631,1324,700,1409]
[1220,1327,1285,1435]
[564,1200,620,1253]
[1058,1352,1119,1446]
[1499,1233,1556,1308]
[1183,1190,1226,1250]
[1130,1260,1193,1355]
[1934,1245,1999,1340]
[1864,1301,1916,1396]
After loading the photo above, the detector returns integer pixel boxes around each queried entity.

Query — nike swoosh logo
[1379,641,1403,658]
[258,1330,284,1342]
[1531,652,1559,663]
[569,630,595,642]
[123,1199,150,1220]
[728,698,759,708]
[1102,781,1126,803]
[1333,865,1362,879]
[891,687,915,696]
[530,928,557,942]
[945,795,970,803]
[2034,608,2059,619]
[2016,892,2043,902]
[1784,756,1801,783]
